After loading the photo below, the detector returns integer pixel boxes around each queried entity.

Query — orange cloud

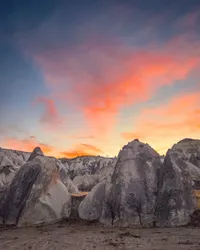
[121,92,200,154]
[3,136,56,156]
[33,33,200,136]
[60,143,103,158]
[34,97,64,130]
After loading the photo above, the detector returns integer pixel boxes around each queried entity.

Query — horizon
[0,0,200,158]
[1,137,198,159]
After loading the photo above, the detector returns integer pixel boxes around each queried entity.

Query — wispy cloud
[16,6,200,155]
[32,27,200,136]
[34,96,64,130]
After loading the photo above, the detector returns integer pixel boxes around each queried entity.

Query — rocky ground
[0,221,200,250]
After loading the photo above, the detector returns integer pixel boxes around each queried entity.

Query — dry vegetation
[0,221,200,250]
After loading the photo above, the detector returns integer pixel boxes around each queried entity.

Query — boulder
[156,149,197,227]
[79,182,106,221]
[0,156,71,226]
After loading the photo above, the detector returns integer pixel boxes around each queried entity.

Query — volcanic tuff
[0,138,200,227]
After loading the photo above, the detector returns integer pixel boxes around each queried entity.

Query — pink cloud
[33,37,199,135]
[19,7,199,139]
[34,97,64,130]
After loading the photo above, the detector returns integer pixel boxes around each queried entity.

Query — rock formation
[156,148,197,227]
[56,159,79,194]
[0,153,71,226]
[27,147,44,161]
[79,139,162,227]
[171,139,200,169]
[60,156,115,180]
[0,152,18,188]
[79,182,106,221]
[0,138,200,228]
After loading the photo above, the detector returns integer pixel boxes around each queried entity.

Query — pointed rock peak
[28,147,44,161]
[120,139,160,160]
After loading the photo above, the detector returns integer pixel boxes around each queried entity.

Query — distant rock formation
[27,147,44,161]
[60,156,115,180]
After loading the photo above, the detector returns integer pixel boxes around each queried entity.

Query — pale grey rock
[79,139,161,227]
[0,152,19,188]
[156,149,197,227]
[60,156,115,179]
[171,138,200,165]
[56,160,79,194]
[0,156,71,226]
[102,140,161,227]
[167,138,200,181]
[79,182,106,221]
[0,148,29,166]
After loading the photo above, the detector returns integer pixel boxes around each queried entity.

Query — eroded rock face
[0,156,71,226]
[1,138,200,228]
[56,160,79,194]
[79,182,106,221]
[171,139,200,168]
[0,148,29,166]
[79,140,161,227]
[156,149,197,227]
[104,140,161,227]
[0,152,19,188]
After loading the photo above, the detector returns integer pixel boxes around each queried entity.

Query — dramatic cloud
[32,31,200,135]
[60,143,103,158]
[3,136,56,155]
[34,97,64,130]
[10,6,199,157]
[121,92,200,153]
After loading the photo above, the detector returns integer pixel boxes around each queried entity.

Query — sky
[0,0,200,158]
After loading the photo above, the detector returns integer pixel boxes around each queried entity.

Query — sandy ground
[0,221,200,250]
